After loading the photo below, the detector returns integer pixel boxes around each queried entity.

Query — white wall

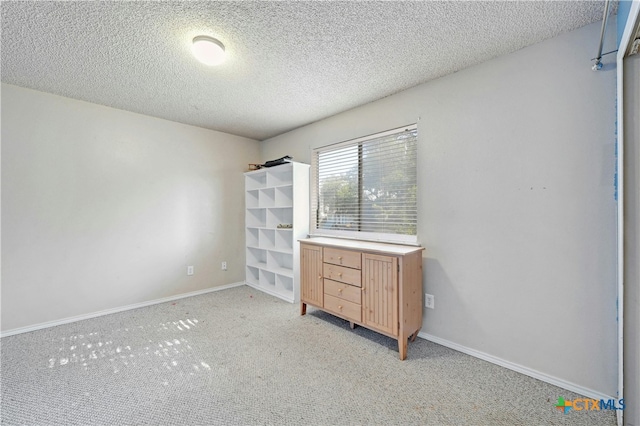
[1,84,260,332]
[623,53,640,426]
[262,21,618,397]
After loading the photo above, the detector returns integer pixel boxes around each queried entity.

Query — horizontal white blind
[311,125,417,243]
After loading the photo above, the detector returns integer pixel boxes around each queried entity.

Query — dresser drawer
[324,279,361,305]
[324,247,361,270]
[323,263,361,287]
[324,294,361,322]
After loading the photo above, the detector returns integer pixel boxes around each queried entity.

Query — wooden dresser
[299,237,425,360]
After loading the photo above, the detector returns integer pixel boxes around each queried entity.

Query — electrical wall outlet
[221,261,227,271]
[187,265,194,276]
[425,293,435,309]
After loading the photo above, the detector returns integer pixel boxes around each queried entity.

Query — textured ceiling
[1,1,610,141]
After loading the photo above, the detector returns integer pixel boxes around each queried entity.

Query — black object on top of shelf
[262,156,292,168]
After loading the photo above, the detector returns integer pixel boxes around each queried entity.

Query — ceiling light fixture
[191,36,226,66]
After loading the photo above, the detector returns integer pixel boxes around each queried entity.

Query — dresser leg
[398,338,407,360]
[349,321,356,329]
[300,302,307,316]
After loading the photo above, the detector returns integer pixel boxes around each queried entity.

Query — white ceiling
[1,1,611,141]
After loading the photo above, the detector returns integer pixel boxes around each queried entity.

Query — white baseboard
[0,282,245,338]
[418,332,615,402]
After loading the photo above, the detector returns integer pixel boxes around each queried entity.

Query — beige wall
[1,83,260,332]
[262,20,619,397]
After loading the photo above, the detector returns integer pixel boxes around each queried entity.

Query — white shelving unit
[244,162,310,303]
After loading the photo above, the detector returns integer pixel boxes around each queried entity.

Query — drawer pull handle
[338,272,342,277]
[318,275,322,279]
[337,288,343,293]
[338,256,343,260]
[338,305,343,310]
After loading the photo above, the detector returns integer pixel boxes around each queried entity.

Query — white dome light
[191,36,226,66]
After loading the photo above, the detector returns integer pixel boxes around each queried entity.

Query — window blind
[311,124,418,244]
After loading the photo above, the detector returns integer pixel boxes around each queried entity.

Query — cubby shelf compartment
[246,172,267,190]
[259,188,276,208]
[275,185,293,207]
[246,247,267,269]
[266,208,293,229]
[246,190,259,209]
[260,270,276,288]
[276,275,294,293]
[275,229,294,253]
[246,266,260,286]
[267,250,293,271]
[246,227,260,248]
[267,168,293,187]
[259,229,276,250]
[246,208,266,228]
[244,162,310,303]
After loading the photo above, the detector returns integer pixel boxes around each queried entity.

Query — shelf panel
[247,262,268,271]
[269,247,293,255]
[263,265,293,278]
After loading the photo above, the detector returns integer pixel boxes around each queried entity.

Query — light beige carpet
[1,285,616,425]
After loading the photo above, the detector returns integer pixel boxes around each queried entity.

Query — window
[311,124,418,244]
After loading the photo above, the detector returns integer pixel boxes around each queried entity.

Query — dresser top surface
[299,237,424,256]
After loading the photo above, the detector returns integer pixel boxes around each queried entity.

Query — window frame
[310,124,419,245]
